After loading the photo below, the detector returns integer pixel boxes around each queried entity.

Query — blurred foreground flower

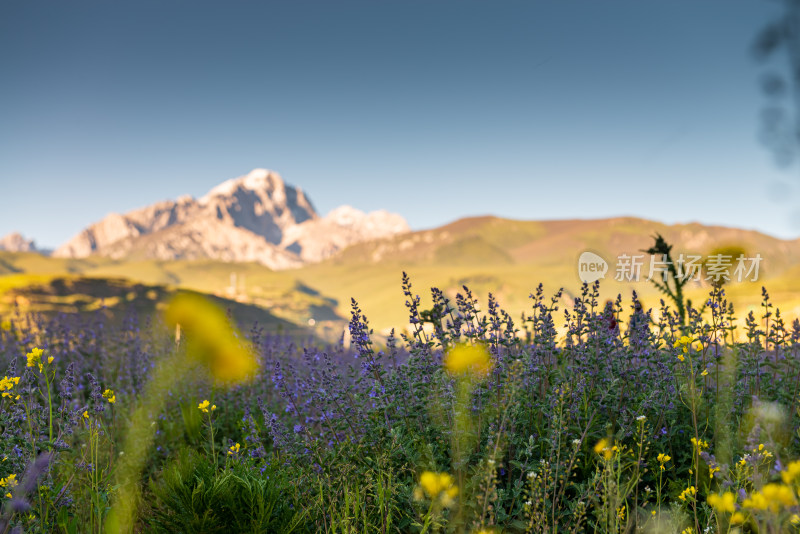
[165,292,258,384]
[707,491,736,514]
[416,471,458,507]
[444,343,492,378]
[743,483,796,512]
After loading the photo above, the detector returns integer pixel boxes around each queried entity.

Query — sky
[1,0,798,249]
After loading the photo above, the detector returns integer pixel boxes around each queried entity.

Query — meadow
[2,267,800,533]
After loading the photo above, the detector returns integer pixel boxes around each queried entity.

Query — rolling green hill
[2,216,799,339]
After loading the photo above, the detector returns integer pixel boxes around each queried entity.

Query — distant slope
[0,274,311,336]
[4,215,800,337]
[294,215,800,333]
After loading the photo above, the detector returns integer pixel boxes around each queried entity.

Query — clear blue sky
[1,0,797,249]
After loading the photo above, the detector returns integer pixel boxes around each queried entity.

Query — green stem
[44,369,53,445]
[208,412,216,472]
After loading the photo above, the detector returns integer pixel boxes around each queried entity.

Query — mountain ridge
[0,232,37,253]
[53,169,410,269]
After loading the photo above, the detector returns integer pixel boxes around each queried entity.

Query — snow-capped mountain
[53,169,409,269]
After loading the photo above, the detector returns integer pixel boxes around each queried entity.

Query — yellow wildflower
[701,369,708,377]
[690,437,708,452]
[674,335,694,352]
[102,389,116,404]
[83,411,89,420]
[657,453,671,471]
[616,504,625,520]
[198,400,216,414]
[443,343,492,378]
[26,347,44,372]
[0,474,17,488]
[3,493,9,499]
[165,293,258,384]
[0,376,20,398]
[228,443,240,455]
[708,492,736,514]
[731,511,746,524]
[418,471,459,507]
[678,486,697,502]
[709,465,720,479]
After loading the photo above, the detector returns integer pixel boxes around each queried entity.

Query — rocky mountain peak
[0,232,37,252]
[52,169,408,269]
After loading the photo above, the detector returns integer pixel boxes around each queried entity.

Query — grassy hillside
[2,215,799,337]
[296,216,800,335]
[0,273,311,337]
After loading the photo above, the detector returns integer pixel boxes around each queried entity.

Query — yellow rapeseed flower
[708,492,736,514]
[444,343,492,377]
[165,293,258,384]
[418,471,459,507]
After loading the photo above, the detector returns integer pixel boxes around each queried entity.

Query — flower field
[2,273,800,533]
